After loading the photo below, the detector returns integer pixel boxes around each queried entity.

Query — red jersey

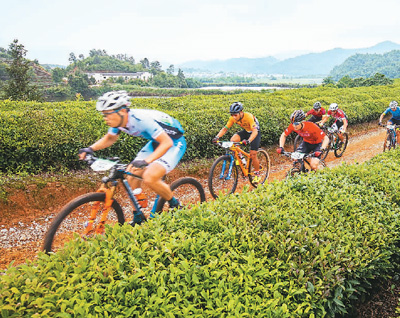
[327,109,347,122]
[284,122,326,144]
[306,108,326,119]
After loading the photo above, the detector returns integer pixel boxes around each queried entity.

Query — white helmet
[96,90,131,111]
[329,103,339,111]
[389,101,398,109]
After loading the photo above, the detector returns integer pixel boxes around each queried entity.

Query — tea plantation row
[1,83,400,173]
[1,149,400,317]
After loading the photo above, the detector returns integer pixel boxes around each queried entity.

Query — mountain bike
[280,150,326,178]
[208,141,270,199]
[293,125,348,159]
[43,155,206,253]
[379,122,400,152]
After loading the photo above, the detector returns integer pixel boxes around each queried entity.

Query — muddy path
[0,124,388,270]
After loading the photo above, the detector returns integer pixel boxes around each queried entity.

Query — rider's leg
[309,157,323,170]
[250,149,259,170]
[141,163,173,200]
[230,133,241,142]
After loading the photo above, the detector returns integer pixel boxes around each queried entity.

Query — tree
[322,76,335,86]
[140,58,150,69]
[68,52,77,64]
[2,39,41,101]
[52,67,66,83]
[177,68,188,88]
[167,64,175,75]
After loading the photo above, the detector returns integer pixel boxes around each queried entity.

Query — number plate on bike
[387,125,396,130]
[90,159,117,171]
[291,152,305,160]
[221,142,234,148]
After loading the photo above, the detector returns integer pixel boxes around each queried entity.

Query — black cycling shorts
[236,130,261,151]
[296,141,322,154]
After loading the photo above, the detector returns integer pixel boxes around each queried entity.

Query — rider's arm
[279,131,287,148]
[379,112,386,123]
[79,133,119,160]
[320,114,329,124]
[248,127,258,142]
[144,131,173,164]
[342,118,348,131]
[215,127,228,139]
[91,133,119,151]
[321,135,330,150]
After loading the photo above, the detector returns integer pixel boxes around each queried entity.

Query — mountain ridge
[179,41,400,76]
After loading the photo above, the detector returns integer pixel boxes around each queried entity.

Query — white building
[86,72,153,83]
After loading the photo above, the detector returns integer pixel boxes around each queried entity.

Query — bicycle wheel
[334,132,348,157]
[248,149,270,187]
[43,192,125,253]
[321,135,331,160]
[286,167,302,178]
[155,177,206,212]
[208,155,239,199]
[293,135,303,151]
[383,132,391,152]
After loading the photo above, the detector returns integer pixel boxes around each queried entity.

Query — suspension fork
[85,183,116,235]
[219,153,235,180]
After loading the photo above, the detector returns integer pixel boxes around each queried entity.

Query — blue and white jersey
[108,109,184,140]
[384,106,400,120]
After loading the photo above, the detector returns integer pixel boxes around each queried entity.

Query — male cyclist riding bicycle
[305,101,326,124]
[277,110,329,170]
[212,102,262,184]
[319,103,348,142]
[78,90,186,224]
[379,101,400,144]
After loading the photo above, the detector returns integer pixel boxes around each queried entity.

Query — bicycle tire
[321,134,331,160]
[248,149,270,187]
[155,177,206,212]
[293,135,303,151]
[43,192,125,253]
[334,132,348,157]
[208,155,239,199]
[286,167,302,178]
[383,132,391,152]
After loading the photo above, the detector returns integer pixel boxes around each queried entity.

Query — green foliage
[2,83,400,173]
[329,50,400,80]
[2,39,42,101]
[1,150,400,317]
[329,73,394,88]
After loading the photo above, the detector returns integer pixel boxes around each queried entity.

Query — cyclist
[277,110,329,170]
[319,103,348,142]
[213,102,262,184]
[379,100,400,144]
[78,90,186,224]
[305,101,326,123]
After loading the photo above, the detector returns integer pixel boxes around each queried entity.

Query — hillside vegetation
[329,50,400,80]
[1,148,400,317]
[1,82,400,173]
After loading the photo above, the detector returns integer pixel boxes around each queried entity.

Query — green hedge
[1,149,400,317]
[1,83,400,172]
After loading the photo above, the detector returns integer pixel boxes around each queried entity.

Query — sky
[2,0,400,67]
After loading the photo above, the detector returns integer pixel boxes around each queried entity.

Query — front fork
[219,153,235,180]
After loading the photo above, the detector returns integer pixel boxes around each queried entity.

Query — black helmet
[230,102,243,114]
[313,101,322,110]
[290,110,306,123]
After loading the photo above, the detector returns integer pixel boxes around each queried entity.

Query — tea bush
[1,149,400,317]
[1,83,400,173]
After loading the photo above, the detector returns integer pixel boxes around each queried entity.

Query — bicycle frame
[217,141,251,180]
[83,155,157,235]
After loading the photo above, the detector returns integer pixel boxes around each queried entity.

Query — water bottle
[133,188,148,208]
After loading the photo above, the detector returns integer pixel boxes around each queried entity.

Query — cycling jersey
[108,109,186,173]
[108,109,184,140]
[306,108,326,120]
[225,112,260,133]
[327,109,347,123]
[384,106,400,121]
[284,122,326,144]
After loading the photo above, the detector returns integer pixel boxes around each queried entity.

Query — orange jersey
[226,112,260,133]
[285,121,325,144]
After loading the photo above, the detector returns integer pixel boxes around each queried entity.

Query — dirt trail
[0,126,388,270]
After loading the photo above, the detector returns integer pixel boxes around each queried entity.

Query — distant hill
[179,41,400,76]
[328,50,400,80]
[180,56,279,74]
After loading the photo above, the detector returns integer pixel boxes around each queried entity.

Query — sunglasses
[293,122,301,126]
[102,109,120,117]
[230,112,240,116]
